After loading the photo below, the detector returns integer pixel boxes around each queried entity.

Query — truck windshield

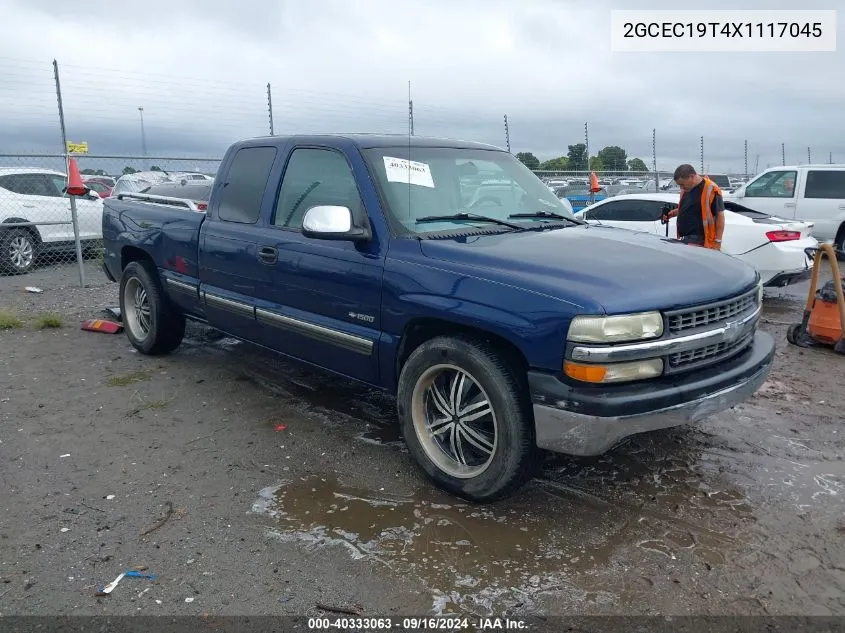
[362,147,577,235]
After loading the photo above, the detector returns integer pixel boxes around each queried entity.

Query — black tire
[0,228,37,274]
[396,334,540,503]
[786,323,800,345]
[119,260,185,355]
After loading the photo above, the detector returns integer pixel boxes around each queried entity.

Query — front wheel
[0,229,37,274]
[397,335,540,502]
[119,260,185,355]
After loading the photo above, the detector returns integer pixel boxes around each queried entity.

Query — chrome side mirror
[302,205,370,242]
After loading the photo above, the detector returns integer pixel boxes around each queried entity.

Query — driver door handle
[257,246,277,265]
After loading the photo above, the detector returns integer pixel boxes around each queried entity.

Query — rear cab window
[217,146,278,223]
[804,170,845,199]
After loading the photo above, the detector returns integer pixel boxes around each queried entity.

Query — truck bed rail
[116,192,206,212]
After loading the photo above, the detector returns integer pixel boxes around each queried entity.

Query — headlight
[564,359,664,383]
[567,312,664,343]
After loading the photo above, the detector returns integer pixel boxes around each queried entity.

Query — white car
[468,179,575,215]
[575,193,818,288]
[0,168,104,274]
[111,170,173,197]
[725,164,845,249]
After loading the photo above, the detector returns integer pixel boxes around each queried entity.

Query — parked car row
[2,155,843,280]
[0,167,215,273]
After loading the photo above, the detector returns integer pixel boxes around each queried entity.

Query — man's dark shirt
[676,179,724,239]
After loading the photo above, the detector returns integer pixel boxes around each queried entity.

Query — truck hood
[418,225,758,314]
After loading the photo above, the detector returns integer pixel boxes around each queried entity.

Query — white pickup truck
[725,165,845,250]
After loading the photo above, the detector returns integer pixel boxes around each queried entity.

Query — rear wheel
[119,260,185,355]
[1,229,37,274]
[397,335,539,502]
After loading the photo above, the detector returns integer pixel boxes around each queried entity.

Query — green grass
[127,396,173,417]
[106,370,152,387]
[90,248,105,266]
[0,310,23,330]
[34,313,63,329]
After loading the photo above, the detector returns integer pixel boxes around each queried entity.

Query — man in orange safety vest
[663,164,726,250]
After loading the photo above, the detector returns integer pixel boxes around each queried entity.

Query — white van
[726,165,845,249]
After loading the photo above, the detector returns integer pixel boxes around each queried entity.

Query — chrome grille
[668,332,754,369]
[667,287,758,334]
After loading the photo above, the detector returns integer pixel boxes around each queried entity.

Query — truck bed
[102,197,205,281]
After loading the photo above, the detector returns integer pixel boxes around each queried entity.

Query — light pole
[138,106,147,157]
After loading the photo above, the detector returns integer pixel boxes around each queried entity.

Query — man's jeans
[679,235,705,246]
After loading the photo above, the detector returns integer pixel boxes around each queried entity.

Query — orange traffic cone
[64,157,90,196]
[589,171,601,193]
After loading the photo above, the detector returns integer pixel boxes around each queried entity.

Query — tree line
[515,145,649,172]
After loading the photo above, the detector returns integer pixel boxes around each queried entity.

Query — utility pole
[266,83,274,135]
[755,154,760,174]
[652,128,658,185]
[53,59,85,288]
[584,122,589,173]
[138,106,147,157]
[744,139,748,177]
[408,81,414,136]
[781,143,786,166]
[503,115,511,153]
[699,136,704,173]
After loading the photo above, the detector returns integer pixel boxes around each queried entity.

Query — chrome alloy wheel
[123,277,151,341]
[411,364,498,479]
[9,235,34,271]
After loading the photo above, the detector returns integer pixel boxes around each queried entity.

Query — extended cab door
[249,145,384,385]
[794,168,845,242]
[198,145,280,342]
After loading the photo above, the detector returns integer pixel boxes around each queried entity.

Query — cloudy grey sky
[0,0,842,172]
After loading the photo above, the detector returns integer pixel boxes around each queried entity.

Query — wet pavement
[1,263,843,617]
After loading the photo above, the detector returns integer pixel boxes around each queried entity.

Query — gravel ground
[0,262,843,622]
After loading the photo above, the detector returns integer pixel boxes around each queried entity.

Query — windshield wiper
[508,211,583,224]
[415,212,524,231]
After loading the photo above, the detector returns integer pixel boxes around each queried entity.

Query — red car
[84,179,113,198]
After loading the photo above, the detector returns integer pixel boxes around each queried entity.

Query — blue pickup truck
[102,135,775,502]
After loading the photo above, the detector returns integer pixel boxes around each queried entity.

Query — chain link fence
[0,154,220,279]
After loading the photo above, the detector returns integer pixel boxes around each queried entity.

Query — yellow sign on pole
[66,141,89,154]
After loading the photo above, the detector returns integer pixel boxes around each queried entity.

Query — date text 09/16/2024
[307,617,528,630]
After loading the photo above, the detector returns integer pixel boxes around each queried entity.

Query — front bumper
[530,330,775,456]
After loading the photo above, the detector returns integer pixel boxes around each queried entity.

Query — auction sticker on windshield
[383,156,435,188]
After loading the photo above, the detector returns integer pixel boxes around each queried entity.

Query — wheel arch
[121,245,156,271]
[1,218,43,244]
[395,317,530,392]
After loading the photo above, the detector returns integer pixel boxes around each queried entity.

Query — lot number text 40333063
[307,616,529,630]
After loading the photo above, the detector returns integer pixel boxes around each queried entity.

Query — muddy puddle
[252,472,748,615]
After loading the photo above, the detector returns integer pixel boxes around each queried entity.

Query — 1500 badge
[348,312,375,323]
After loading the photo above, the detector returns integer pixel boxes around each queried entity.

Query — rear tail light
[766,230,801,242]
[195,202,208,211]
